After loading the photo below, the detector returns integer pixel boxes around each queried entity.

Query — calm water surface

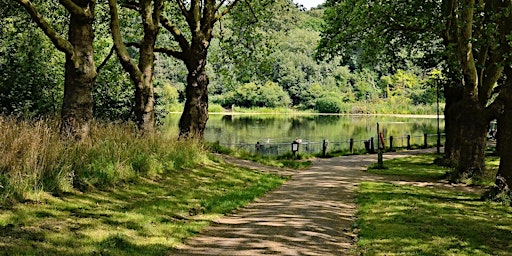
[165,114,444,149]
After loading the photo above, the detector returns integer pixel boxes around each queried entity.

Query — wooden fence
[218,133,445,156]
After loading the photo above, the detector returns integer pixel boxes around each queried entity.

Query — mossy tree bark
[157,0,241,139]
[16,0,97,140]
[440,0,506,180]
[108,0,162,133]
[179,41,210,139]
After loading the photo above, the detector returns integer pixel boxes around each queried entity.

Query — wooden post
[349,138,354,154]
[322,140,328,157]
[377,123,383,168]
[370,137,375,153]
[424,133,428,149]
[389,136,394,151]
[407,135,411,150]
[256,142,264,154]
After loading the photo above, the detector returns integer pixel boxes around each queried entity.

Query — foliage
[223,82,292,108]
[318,0,443,69]
[0,3,64,117]
[2,0,447,121]
[314,93,344,113]
[94,56,134,121]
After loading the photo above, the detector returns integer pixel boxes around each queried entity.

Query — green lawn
[357,154,512,256]
[0,160,287,256]
[368,154,450,181]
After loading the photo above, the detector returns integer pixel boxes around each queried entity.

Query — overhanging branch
[15,0,74,55]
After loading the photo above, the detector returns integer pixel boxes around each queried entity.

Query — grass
[0,161,286,255]
[206,102,441,115]
[356,153,512,256]
[207,141,312,169]
[356,182,512,256]
[368,154,450,181]
[0,117,208,202]
[0,117,287,255]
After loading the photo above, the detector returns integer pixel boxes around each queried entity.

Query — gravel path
[169,149,440,255]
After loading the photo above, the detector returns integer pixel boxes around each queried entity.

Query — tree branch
[108,0,142,81]
[127,41,185,61]
[160,14,190,51]
[59,0,85,16]
[175,0,193,25]
[155,47,185,60]
[214,0,241,22]
[120,1,139,12]
[15,0,74,55]
[96,46,115,74]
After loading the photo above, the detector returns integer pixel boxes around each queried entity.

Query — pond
[164,113,444,155]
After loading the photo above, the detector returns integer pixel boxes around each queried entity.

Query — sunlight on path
[169,149,436,255]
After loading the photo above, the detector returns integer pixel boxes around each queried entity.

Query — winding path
[169,149,442,255]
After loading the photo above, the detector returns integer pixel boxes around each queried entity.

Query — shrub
[224,82,291,108]
[314,95,344,113]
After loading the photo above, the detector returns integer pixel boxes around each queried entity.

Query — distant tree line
[1,0,440,131]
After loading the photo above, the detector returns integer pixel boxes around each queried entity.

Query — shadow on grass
[0,161,286,256]
[368,154,450,181]
[357,182,512,256]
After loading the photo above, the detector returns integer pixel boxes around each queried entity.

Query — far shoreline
[168,111,445,119]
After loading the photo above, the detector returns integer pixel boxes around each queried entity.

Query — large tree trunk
[179,45,209,139]
[440,80,464,166]
[490,101,512,202]
[485,67,512,203]
[448,97,488,181]
[60,8,96,140]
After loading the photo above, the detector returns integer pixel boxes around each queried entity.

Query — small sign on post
[292,140,300,156]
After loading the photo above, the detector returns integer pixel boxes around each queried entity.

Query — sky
[293,0,326,9]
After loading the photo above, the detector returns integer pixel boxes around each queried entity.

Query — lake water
[164,113,444,154]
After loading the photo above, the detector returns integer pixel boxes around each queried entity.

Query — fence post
[389,136,394,151]
[322,140,328,157]
[407,135,411,150]
[350,138,354,154]
[255,142,262,154]
[424,133,428,149]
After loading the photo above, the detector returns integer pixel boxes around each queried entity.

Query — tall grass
[344,102,443,115]
[0,117,206,203]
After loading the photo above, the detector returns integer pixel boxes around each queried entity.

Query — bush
[314,95,344,113]
[208,103,225,113]
[224,82,291,108]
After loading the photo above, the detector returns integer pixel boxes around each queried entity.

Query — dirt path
[168,149,456,256]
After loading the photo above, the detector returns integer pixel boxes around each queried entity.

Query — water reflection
[165,114,444,148]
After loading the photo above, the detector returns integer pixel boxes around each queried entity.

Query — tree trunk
[490,101,512,202]
[435,75,464,167]
[135,8,158,133]
[60,10,96,140]
[449,98,488,181]
[485,67,512,203]
[179,47,209,139]
[108,0,161,133]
